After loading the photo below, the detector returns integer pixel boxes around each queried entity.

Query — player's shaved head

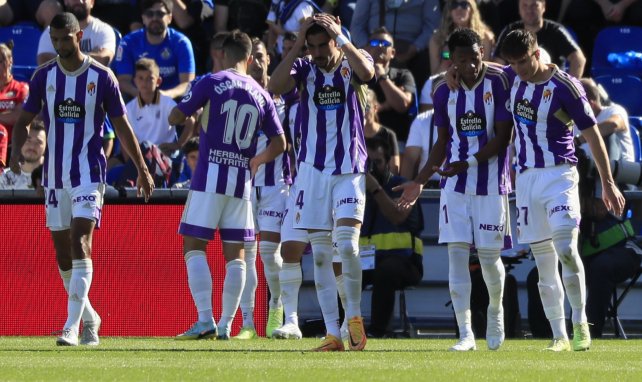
[50,12,81,33]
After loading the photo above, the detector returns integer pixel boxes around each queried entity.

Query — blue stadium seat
[628,117,642,162]
[0,22,41,82]
[595,75,642,116]
[592,26,642,77]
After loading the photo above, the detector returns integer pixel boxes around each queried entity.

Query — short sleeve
[176,34,196,75]
[563,76,597,131]
[114,36,134,76]
[176,76,211,117]
[37,27,55,56]
[23,68,46,114]
[419,78,433,106]
[103,71,127,118]
[262,95,284,138]
[432,84,450,128]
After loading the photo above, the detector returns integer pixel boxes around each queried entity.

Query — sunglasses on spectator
[143,10,169,18]
[369,39,393,48]
[450,1,471,10]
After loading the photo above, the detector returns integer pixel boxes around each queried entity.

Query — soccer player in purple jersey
[269,13,375,351]
[9,12,154,347]
[499,29,625,352]
[396,28,514,351]
[234,38,291,340]
[169,30,286,341]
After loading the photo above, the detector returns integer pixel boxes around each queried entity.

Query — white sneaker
[80,314,101,346]
[340,319,348,342]
[56,328,79,346]
[486,307,505,351]
[272,322,303,339]
[449,336,476,352]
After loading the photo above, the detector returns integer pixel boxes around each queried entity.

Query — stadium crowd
[0,0,641,352]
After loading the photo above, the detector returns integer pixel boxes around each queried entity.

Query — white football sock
[553,228,587,324]
[185,250,213,323]
[448,243,473,339]
[335,226,362,318]
[259,240,283,309]
[280,261,302,325]
[60,267,98,323]
[64,259,93,332]
[219,258,246,334]
[477,248,505,312]
[239,241,257,328]
[310,231,340,338]
[335,274,348,315]
[531,240,567,339]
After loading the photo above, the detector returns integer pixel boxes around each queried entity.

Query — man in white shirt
[0,121,45,189]
[575,78,634,162]
[36,0,116,66]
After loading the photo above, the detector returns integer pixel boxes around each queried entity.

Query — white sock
[448,243,473,339]
[280,262,302,325]
[477,248,505,312]
[553,228,587,324]
[310,231,340,338]
[185,250,213,323]
[259,240,283,309]
[335,274,348,314]
[531,240,567,339]
[60,267,98,323]
[335,226,362,318]
[64,259,93,332]
[219,258,246,334]
[239,241,257,328]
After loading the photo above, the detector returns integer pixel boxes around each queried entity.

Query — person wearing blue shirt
[115,0,195,100]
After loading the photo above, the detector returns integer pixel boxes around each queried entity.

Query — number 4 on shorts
[48,189,59,208]
[296,190,304,209]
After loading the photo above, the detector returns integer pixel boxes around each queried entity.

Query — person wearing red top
[0,43,29,148]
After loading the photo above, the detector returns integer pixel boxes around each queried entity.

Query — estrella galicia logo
[514,98,536,127]
[314,85,345,110]
[55,98,85,124]
[457,111,485,137]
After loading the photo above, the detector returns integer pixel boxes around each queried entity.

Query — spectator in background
[429,0,494,75]
[172,135,198,189]
[364,89,400,175]
[126,58,193,157]
[37,0,117,66]
[493,0,586,78]
[401,109,439,185]
[92,0,140,35]
[366,27,416,144]
[214,0,270,38]
[266,0,320,56]
[576,78,634,163]
[564,0,642,72]
[0,42,29,148]
[350,0,441,88]
[0,125,6,167]
[0,121,45,189]
[115,0,196,100]
[0,0,62,27]
[361,137,423,338]
[418,71,444,112]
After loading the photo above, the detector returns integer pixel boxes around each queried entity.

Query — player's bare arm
[314,13,374,83]
[8,110,38,174]
[111,114,154,201]
[268,18,313,95]
[249,133,287,178]
[581,124,626,216]
[438,120,513,177]
[393,125,449,208]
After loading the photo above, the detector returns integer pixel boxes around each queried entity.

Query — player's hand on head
[436,162,467,177]
[313,13,341,38]
[446,65,460,91]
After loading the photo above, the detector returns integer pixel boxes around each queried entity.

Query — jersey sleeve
[92,21,117,52]
[262,95,285,138]
[493,74,512,123]
[562,76,597,131]
[432,84,450,128]
[176,34,196,75]
[176,76,210,117]
[114,36,134,76]
[22,69,46,114]
[36,27,55,56]
[103,71,127,118]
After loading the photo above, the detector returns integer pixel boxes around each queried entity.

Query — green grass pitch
[1,337,641,381]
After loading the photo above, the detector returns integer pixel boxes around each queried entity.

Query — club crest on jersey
[543,88,553,102]
[161,47,171,60]
[314,85,345,110]
[457,111,485,137]
[87,82,96,96]
[340,67,351,79]
[483,91,493,105]
[514,98,536,126]
[55,98,85,124]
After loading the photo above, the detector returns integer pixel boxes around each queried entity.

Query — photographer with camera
[361,137,424,338]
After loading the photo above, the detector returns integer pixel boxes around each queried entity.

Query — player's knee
[335,226,360,259]
[552,227,579,268]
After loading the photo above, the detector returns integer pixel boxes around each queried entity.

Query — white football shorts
[45,183,105,231]
[251,182,288,234]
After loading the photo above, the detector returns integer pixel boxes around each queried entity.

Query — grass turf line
[1,337,641,381]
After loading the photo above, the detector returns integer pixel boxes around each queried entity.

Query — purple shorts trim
[220,228,255,242]
[179,223,216,241]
